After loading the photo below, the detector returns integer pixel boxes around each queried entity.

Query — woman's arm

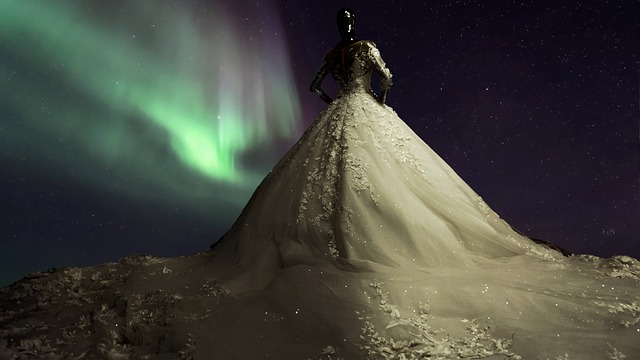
[368,42,392,104]
[309,59,333,104]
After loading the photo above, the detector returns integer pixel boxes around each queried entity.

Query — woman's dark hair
[336,8,356,24]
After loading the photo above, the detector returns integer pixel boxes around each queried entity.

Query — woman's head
[336,8,356,38]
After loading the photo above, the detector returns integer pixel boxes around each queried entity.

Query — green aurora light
[0,0,300,210]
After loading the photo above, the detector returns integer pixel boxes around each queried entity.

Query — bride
[212,7,562,280]
[1,8,638,360]
[199,9,638,358]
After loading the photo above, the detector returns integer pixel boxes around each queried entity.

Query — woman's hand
[319,92,333,104]
[377,89,388,104]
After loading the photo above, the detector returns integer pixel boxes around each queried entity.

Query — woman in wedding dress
[1,8,638,360]
[212,8,563,282]
[197,8,638,358]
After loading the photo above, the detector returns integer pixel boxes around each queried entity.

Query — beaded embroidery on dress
[1,41,638,359]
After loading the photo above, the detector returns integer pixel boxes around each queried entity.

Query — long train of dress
[0,40,638,359]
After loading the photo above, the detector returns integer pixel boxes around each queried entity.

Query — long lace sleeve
[310,58,332,104]
[368,43,392,92]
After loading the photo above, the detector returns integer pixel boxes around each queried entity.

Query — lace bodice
[310,40,392,97]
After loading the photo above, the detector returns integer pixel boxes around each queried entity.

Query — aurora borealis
[1,0,303,284]
[1,0,299,191]
[1,0,638,286]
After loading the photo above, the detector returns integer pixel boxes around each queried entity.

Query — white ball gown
[1,40,638,359]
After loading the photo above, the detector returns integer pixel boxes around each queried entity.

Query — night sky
[1,0,638,287]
